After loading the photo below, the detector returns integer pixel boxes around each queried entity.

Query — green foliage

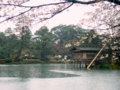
[34,26,54,59]
[5,58,12,63]
[69,60,74,64]
[0,25,90,63]
[51,25,87,44]
[49,60,58,63]
[57,61,64,63]
[40,58,50,62]
[111,63,120,69]
[17,58,23,62]
[82,30,102,45]
[49,57,55,60]
[0,25,119,66]
[23,59,43,64]
[54,57,59,61]
[13,26,32,61]
[99,63,111,69]
[51,25,87,56]
[0,59,5,64]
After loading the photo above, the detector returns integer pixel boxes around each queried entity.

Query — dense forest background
[0,24,102,61]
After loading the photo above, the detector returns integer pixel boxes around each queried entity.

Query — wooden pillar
[74,60,75,67]
[79,61,81,68]
[77,61,79,68]
[83,52,87,59]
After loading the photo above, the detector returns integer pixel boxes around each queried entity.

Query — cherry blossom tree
[0,0,120,63]
[0,0,120,27]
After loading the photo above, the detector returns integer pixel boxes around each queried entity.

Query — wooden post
[87,43,107,70]
[74,61,75,67]
[80,63,81,68]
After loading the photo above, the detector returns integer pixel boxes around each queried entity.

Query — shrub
[49,57,55,60]
[55,57,59,61]
[58,61,64,63]
[5,58,12,63]
[49,60,58,63]
[0,59,5,64]
[23,59,43,64]
[69,61,74,64]
[99,63,111,69]
[111,63,120,69]
[40,58,50,62]
[17,58,23,62]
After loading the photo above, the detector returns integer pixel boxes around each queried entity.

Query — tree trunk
[14,35,23,61]
[13,46,22,61]
[14,54,21,61]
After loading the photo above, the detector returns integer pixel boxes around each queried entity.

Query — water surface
[0,64,120,90]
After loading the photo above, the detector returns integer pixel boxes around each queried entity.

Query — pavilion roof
[70,45,108,52]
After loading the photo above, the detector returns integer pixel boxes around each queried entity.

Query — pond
[0,64,120,90]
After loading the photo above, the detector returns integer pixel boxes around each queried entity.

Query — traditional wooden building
[70,45,104,68]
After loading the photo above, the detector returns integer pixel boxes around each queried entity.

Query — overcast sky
[0,1,93,34]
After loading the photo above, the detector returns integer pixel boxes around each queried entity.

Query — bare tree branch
[0,2,68,8]
[0,0,120,27]
[66,0,99,4]
[66,0,120,5]
[33,3,74,26]
[0,7,33,24]
[81,23,120,30]
[0,2,70,24]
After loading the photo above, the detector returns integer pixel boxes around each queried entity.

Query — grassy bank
[0,59,74,64]
[99,63,120,69]
[1,59,120,69]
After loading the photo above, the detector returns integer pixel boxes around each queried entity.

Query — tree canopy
[0,1,119,64]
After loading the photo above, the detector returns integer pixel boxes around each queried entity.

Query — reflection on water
[0,64,78,78]
[0,64,120,90]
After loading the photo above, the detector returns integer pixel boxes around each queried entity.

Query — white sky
[0,0,93,34]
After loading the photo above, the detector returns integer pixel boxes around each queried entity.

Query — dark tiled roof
[70,45,108,52]
[113,50,120,54]
[78,47,101,51]
[77,44,102,48]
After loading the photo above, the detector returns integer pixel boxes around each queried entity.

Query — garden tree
[34,26,54,60]
[81,4,120,64]
[51,24,87,56]
[20,26,32,58]
[14,25,32,61]
[0,32,6,47]
[0,30,18,59]
[52,25,87,43]
[78,1,120,57]
[0,27,32,60]
[98,30,120,64]
[78,1,120,65]
[80,1,120,30]
[65,29,120,64]
[3,33,18,59]
[64,29,102,47]
[0,0,119,53]
[0,32,6,58]
[81,30,102,45]
[0,0,120,28]
[4,28,13,36]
